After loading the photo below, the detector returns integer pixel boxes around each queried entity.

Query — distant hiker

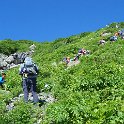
[99,39,106,45]
[114,32,119,36]
[118,30,121,36]
[19,57,39,103]
[116,24,119,28]
[78,48,89,55]
[82,48,86,55]
[73,54,79,61]
[0,72,6,89]
[66,57,70,64]
[78,49,83,55]
[63,57,67,63]
[110,36,118,42]
[78,48,86,55]
[119,29,124,39]
[121,35,124,39]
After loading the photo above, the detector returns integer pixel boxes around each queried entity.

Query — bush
[0,39,18,55]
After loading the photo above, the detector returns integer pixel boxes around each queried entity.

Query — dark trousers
[23,78,39,103]
[0,84,4,88]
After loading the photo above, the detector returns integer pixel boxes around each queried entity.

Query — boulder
[0,60,8,68]
[29,44,36,51]
[6,55,14,64]
[101,32,111,37]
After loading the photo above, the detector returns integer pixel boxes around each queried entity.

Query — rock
[5,91,56,112]
[45,95,55,103]
[51,62,57,67]
[101,32,111,37]
[37,119,42,124]
[67,60,80,67]
[6,103,14,111]
[0,60,8,69]
[0,45,36,70]
[0,89,10,94]
[19,93,24,98]
[6,55,14,64]
[0,54,8,60]
[29,44,36,51]
[44,84,49,88]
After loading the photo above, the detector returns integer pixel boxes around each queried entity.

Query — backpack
[78,49,82,53]
[23,64,37,75]
[22,57,37,75]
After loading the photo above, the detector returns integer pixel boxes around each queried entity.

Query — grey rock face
[101,32,111,37]
[29,44,36,51]
[6,55,14,64]
[0,44,36,70]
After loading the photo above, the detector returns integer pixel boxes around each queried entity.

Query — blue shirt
[0,77,4,84]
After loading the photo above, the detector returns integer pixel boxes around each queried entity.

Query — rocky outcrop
[0,54,9,70]
[0,44,36,70]
[29,44,36,53]
[5,55,14,64]
[101,32,111,37]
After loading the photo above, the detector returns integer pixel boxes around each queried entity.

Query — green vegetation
[0,22,124,123]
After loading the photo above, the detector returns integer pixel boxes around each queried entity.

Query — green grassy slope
[1,22,124,124]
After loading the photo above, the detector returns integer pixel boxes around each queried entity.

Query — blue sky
[0,0,123,42]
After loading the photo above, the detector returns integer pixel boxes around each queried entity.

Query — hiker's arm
[34,65,39,74]
[19,64,24,75]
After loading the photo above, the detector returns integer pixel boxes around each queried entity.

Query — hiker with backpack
[63,57,71,65]
[110,35,118,42]
[19,57,39,103]
[78,48,87,55]
[66,57,70,64]
[114,32,119,36]
[119,29,124,39]
[99,39,106,45]
[73,54,79,61]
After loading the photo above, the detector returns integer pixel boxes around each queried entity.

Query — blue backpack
[21,57,37,75]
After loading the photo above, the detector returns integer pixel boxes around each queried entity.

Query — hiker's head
[67,57,70,60]
[24,57,33,66]
[1,72,6,79]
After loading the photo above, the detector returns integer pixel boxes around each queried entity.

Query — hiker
[66,57,70,64]
[114,32,119,36]
[78,48,87,55]
[19,57,39,103]
[118,30,121,36]
[119,29,124,39]
[63,57,67,63]
[99,39,106,45]
[121,35,124,39]
[0,72,6,89]
[110,35,118,42]
[73,49,85,61]
[73,54,79,61]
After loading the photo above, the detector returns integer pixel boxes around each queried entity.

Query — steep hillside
[0,22,124,124]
